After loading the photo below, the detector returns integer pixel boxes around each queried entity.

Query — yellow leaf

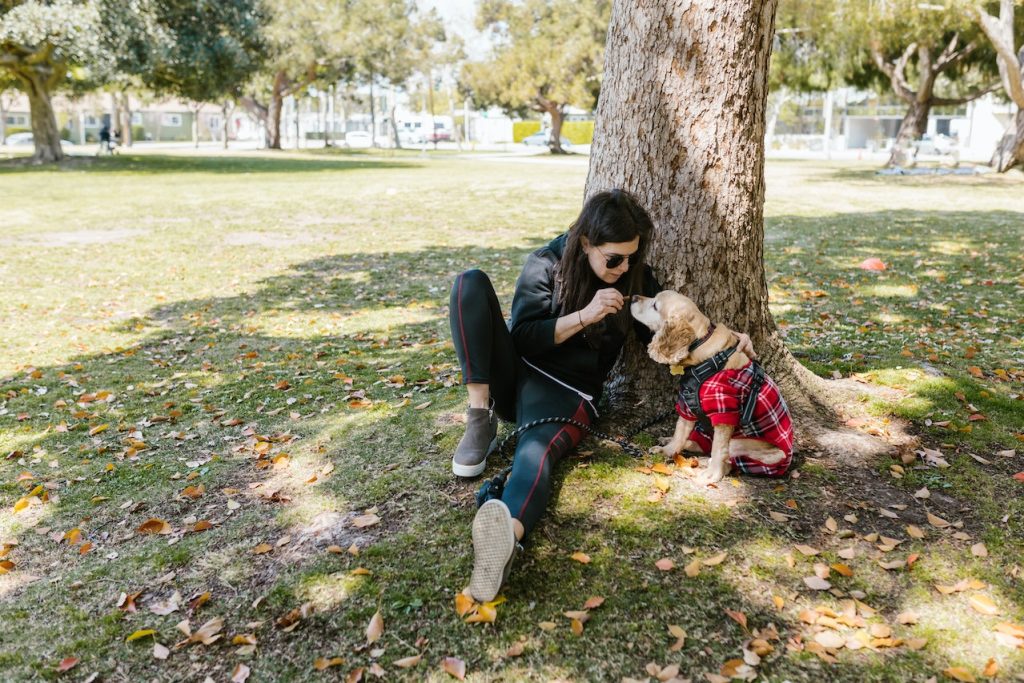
[313,657,345,671]
[943,666,976,682]
[454,593,475,617]
[830,563,854,577]
[126,629,157,642]
[13,498,30,513]
[684,559,701,577]
[772,595,785,610]
[89,423,109,436]
[968,594,1000,616]
[570,618,584,636]
[366,610,384,644]
[464,603,497,624]
[702,552,727,566]
[251,543,273,555]
[570,551,591,564]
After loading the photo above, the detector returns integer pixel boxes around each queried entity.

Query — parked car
[344,131,373,149]
[522,130,572,149]
[3,132,76,147]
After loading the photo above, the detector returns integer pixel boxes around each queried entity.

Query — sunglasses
[599,249,641,269]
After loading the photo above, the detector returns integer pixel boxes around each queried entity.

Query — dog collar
[687,323,717,354]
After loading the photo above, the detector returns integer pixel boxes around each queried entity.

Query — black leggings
[449,269,594,537]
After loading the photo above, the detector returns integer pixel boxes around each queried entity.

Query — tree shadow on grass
[0,152,422,176]
[1,237,1022,680]
[810,165,1024,187]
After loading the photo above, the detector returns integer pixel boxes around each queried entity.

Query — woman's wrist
[578,310,586,328]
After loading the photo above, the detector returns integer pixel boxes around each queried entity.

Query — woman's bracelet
[578,311,585,328]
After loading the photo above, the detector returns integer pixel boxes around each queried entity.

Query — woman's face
[583,236,641,284]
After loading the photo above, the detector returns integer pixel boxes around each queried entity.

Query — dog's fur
[631,291,787,484]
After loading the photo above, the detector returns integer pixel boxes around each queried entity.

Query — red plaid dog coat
[675,360,793,476]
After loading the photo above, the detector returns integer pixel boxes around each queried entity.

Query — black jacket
[508,233,659,399]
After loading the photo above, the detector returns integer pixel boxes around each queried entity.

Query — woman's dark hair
[559,189,654,314]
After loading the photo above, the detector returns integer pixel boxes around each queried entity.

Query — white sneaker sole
[451,435,498,478]
[469,499,515,603]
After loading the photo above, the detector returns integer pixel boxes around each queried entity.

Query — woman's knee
[450,269,493,303]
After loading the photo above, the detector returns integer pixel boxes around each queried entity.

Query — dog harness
[674,347,794,477]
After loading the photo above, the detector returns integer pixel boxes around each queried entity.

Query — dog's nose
[630,295,642,303]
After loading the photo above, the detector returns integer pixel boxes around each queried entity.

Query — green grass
[0,150,1022,681]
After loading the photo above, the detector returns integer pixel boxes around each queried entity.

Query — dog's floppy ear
[647,315,697,365]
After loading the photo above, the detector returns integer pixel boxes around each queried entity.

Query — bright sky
[418,0,489,59]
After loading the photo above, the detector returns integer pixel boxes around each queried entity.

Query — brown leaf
[794,544,821,556]
[231,663,250,683]
[725,608,748,630]
[926,512,951,528]
[56,657,79,672]
[394,654,422,668]
[684,559,701,577]
[251,543,273,555]
[968,594,1000,616]
[655,557,675,571]
[441,656,466,680]
[313,657,345,671]
[907,525,926,539]
[943,667,976,682]
[366,610,384,643]
[504,642,525,657]
[583,596,605,610]
[137,518,171,535]
[970,543,988,558]
[803,576,831,590]
[352,513,380,528]
[668,624,686,652]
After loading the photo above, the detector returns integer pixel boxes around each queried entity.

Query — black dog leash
[474,408,676,508]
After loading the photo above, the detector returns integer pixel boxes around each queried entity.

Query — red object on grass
[858,258,887,271]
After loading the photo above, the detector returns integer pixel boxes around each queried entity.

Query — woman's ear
[647,316,696,365]
[580,236,590,251]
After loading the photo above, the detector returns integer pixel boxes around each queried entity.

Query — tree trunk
[191,103,200,148]
[887,99,930,167]
[0,92,7,145]
[588,0,832,427]
[119,92,133,147]
[990,106,1024,172]
[222,101,232,150]
[24,73,64,163]
[548,105,566,154]
[390,104,403,149]
[268,70,287,150]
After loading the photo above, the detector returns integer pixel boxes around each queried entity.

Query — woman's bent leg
[449,269,518,476]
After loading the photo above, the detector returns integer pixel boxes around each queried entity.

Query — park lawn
[0,150,1021,682]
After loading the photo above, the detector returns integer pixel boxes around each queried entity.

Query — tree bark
[990,107,1024,171]
[535,96,567,154]
[268,70,288,150]
[390,103,403,149]
[0,92,7,145]
[119,91,133,147]
[887,99,931,166]
[588,0,833,427]
[23,72,64,163]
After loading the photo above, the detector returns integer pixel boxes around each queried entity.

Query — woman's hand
[735,332,757,360]
[580,288,624,326]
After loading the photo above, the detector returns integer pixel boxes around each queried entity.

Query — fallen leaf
[252,543,273,555]
[814,631,846,649]
[914,487,931,499]
[943,667,976,682]
[153,643,170,660]
[724,609,747,630]
[56,657,79,672]
[702,552,727,566]
[897,611,918,624]
[830,563,854,577]
[454,593,474,618]
[583,596,605,610]
[313,657,345,671]
[983,659,998,677]
[971,543,988,558]
[570,618,584,636]
[794,544,821,556]
[907,525,926,539]
[968,594,1000,616]
[366,610,384,643]
[231,663,250,683]
[538,621,557,631]
[126,629,157,642]
[927,512,951,528]
[464,603,497,624]
[394,654,422,668]
[352,513,380,528]
[905,637,927,650]
[441,656,466,680]
[803,576,831,590]
[137,518,171,535]
[858,257,886,271]
[668,624,686,651]
[655,558,675,571]
[570,551,591,564]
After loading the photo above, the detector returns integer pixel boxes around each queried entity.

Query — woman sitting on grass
[448,189,755,601]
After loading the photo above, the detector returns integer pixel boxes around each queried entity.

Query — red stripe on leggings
[518,400,589,520]
[456,274,474,383]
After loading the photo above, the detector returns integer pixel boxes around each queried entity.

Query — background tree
[102,0,266,148]
[461,0,609,154]
[0,0,101,162]
[349,0,445,149]
[837,0,997,166]
[0,74,17,143]
[974,0,1024,171]
[239,0,344,149]
[588,0,837,430]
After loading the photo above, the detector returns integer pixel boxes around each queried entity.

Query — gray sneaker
[451,404,498,477]
[469,499,516,603]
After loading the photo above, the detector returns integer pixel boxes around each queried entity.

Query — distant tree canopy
[461,0,609,153]
[0,0,102,162]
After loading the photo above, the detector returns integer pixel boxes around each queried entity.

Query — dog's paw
[657,444,679,458]
[696,467,727,486]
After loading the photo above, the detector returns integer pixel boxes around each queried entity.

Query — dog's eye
[653,300,658,311]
